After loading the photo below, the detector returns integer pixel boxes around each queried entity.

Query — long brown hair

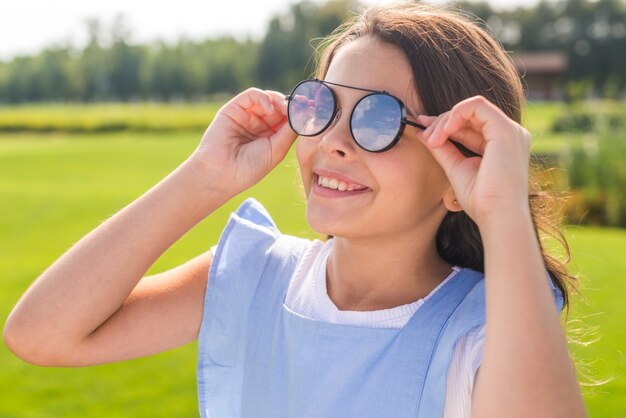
[314,3,579,313]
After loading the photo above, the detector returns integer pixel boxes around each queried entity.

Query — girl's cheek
[295,138,313,192]
[295,137,315,167]
[295,138,305,168]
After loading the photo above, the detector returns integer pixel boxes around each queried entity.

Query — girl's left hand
[416,95,532,226]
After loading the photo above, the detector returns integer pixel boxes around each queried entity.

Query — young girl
[4,3,587,417]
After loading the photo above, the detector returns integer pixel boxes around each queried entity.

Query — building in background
[511,51,568,101]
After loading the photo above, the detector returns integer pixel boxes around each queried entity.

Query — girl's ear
[443,185,463,212]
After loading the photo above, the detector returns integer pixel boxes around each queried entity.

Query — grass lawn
[0,102,223,133]
[564,225,626,417]
[1,131,624,417]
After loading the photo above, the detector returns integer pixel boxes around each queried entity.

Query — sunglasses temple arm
[409,121,427,131]
[407,120,482,157]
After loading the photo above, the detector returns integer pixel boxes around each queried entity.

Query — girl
[4,3,587,417]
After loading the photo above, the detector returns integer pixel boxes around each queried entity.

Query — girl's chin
[304,195,374,238]
[306,217,337,237]
[305,211,359,239]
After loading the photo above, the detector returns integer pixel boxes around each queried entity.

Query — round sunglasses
[285,79,427,153]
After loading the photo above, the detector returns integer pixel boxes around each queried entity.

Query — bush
[552,104,626,134]
[552,113,594,133]
[560,134,626,227]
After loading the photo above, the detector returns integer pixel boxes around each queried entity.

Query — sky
[1,0,541,61]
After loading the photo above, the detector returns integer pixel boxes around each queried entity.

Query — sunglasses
[285,78,427,153]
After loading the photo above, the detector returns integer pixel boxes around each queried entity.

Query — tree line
[1,0,624,103]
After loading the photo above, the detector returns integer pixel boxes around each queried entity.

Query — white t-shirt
[283,239,484,418]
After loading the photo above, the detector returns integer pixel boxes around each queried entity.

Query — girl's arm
[417,96,587,418]
[472,205,586,418]
[3,89,296,366]
[4,158,222,366]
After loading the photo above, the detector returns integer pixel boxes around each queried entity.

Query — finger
[266,90,289,116]
[426,137,482,202]
[231,88,283,122]
[438,127,485,156]
[424,113,451,146]
[416,115,436,129]
[437,96,509,145]
[225,88,285,134]
[267,117,298,167]
[424,133,466,181]
[418,110,487,159]
[235,87,274,113]
[422,112,449,141]
[226,104,274,138]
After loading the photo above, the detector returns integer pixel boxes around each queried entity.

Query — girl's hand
[190,88,297,195]
[416,95,532,226]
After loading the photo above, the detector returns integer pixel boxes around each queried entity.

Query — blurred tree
[108,14,142,100]
[256,0,363,92]
[79,18,109,101]
[36,49,73,101]
[5,56,38,102]
[202,38,258,95]
[146,43,186,101]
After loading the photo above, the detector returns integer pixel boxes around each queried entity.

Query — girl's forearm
[5,157,229,355]
[472,207,587,418]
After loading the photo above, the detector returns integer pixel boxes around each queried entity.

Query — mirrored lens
[288,81,335,136]
[351,94,402,152]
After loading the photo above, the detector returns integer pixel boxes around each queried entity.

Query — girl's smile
[311,169,372,198]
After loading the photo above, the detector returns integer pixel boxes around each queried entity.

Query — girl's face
[296,37,453,240]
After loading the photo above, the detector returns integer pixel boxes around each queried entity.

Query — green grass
[0,102,223,133]
[0,129,624,417]
[563,226,626,416]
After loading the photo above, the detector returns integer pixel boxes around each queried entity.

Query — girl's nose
[333,108,342,124]
[318,108,357,159]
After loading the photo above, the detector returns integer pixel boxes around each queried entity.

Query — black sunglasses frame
[285,78,427,153]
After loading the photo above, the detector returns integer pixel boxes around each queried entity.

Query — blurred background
[1,0,624,416]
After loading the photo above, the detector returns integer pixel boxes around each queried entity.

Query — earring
[453,199,459,206]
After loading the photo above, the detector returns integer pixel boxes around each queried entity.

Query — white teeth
[317,175,358,192]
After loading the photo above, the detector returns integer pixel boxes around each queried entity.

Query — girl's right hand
[190,88,297,196]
